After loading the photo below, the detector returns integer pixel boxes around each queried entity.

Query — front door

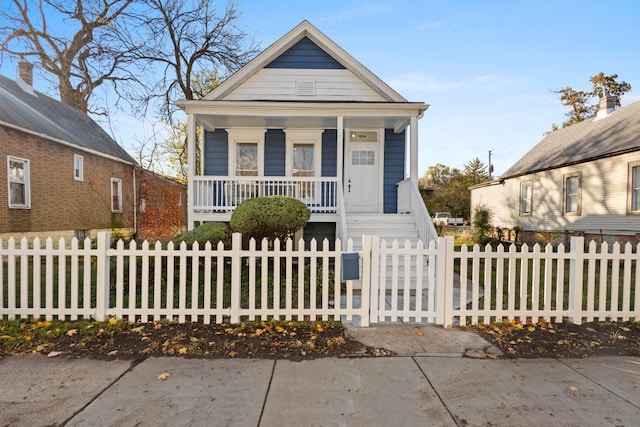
[345,135,380,213]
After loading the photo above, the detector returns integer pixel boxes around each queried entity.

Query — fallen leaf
[108,317,118,326]
[154,322,163,330]
[131,326,145,333]
[158,372,171,380]
[66,329,78,337]
[415,331,425,337]
[47,351,62,358]
[228,350,238,358]
[178,347,188,355]
[275,326,285,333]
[107,349,119,356]
[569,386,579,393]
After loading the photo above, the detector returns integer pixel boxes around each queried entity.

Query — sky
[2,0,639,177]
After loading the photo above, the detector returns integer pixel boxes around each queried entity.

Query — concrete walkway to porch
[2,323,639,426]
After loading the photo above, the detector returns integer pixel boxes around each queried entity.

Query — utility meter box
[341,252,360,281]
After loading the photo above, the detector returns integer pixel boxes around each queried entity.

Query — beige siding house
[471,97,640,245]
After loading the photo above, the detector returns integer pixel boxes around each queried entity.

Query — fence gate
[362,235,448,325]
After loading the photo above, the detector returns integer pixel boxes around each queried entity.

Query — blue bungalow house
[177,21,433,246]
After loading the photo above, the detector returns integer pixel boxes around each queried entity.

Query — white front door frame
[344,128,384,213]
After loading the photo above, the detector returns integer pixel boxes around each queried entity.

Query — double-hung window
[8,156,30,208]
[74,154,84,181]
[520,181,532,215]
[564,173,581,215]
[111,178,122,212]
[629,162,640,213]
[235,143,259,176]
[227,129,265,204]
[285,130,322,201]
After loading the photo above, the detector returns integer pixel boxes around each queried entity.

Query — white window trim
[563,173,581,215]
[111,177,123,213]
[7,155,30,209]
[226,129,266,176]
[284,129,323,177]
[628,161,640,214]
[520,181,532,216]
[74,154,84,181]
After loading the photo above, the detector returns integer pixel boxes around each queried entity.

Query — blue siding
[383,129,406,213]
[204,129,228,175]
[265,130,286,176]
[321,130,337,177]
[266,37,345,69]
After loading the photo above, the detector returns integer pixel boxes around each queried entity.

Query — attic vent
[295,79,316,96]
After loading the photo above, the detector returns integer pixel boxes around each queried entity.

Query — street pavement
[1,323,639,426]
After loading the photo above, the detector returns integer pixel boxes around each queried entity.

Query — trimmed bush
[171,222,230,247]
[472,204,493,246]
[230,196,310,242]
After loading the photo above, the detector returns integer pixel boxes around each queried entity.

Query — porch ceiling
[196,115,411,133]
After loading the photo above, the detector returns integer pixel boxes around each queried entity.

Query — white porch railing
[397,178,438,244]
[193,176,339,214]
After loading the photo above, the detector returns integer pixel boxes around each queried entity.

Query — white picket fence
[1,233,639,326]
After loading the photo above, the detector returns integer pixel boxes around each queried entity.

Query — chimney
[595,91,616,120]
[18,59,33,87]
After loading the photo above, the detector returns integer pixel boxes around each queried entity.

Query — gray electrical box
[341,252,360,281]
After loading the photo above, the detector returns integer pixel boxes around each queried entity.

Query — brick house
[1,61,186,243]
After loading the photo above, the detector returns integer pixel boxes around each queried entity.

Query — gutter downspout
[132,167,137,237]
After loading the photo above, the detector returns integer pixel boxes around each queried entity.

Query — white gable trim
[203,21,407,103]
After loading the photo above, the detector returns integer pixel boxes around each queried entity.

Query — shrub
[171,222,230,247]
[230,196,310,242]
[472,204,493,246]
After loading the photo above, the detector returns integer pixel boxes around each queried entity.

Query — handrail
[335,184,348,241]
[397,178,437,244]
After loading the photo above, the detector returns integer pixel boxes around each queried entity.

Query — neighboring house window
[111,178,122,212]
[629,162,640,213]
[74,154,84,181]
[564,173,581,215]
[7,156,30,208]
[520,181,532,215]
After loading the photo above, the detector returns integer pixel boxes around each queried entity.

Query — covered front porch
[179,101,428,237]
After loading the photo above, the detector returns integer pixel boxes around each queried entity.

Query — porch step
[345,214,420,250]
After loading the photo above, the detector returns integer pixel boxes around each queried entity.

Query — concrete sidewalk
[1,324,639,426]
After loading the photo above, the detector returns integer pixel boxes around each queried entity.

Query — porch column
[337,116,344,183]
[187,113,196,230]
[410,116,418,182]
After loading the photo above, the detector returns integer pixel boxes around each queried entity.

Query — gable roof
[501,101,640,179]
[204,20,407,103]
[0,74,135,164]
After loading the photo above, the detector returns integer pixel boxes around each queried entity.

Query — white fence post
[369,235,380,324]
[95,232,111,322]
[360,235,372,327]
[229,233,242,323]
[568,236,584,325]
[437,236,455,327]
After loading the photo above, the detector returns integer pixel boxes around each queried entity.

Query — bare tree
[119,0,260,121]
[550,72,632,130]
[0,0,135,114]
